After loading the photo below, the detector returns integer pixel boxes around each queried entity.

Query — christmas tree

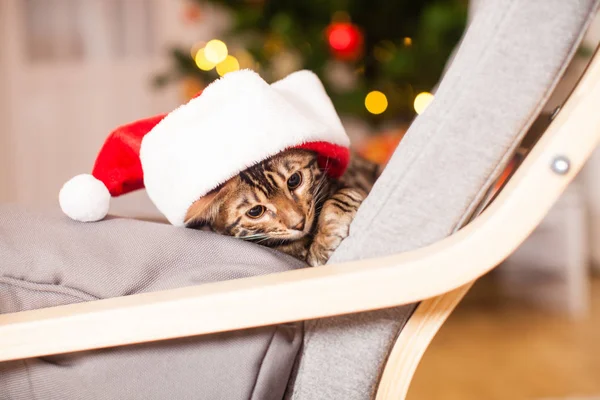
[156,0,467,129]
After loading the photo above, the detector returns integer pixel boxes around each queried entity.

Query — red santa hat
[59,70,350,226]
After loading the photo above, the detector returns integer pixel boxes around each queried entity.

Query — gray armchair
[1,0,600,399]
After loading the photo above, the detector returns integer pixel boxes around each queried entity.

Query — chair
[1,0,600,399]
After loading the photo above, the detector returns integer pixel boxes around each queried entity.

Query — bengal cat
[184,149,381,266]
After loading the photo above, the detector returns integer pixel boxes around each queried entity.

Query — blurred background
[0,0,468,218]
[0,1,599,399]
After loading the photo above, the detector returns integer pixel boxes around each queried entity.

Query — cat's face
[185,149,327,243]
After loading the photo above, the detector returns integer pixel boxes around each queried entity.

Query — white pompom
[59,174,110,222]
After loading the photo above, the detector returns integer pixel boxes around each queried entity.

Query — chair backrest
[287,1,600,399]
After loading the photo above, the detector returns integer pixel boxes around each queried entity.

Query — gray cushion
[0,204,304,400]
[286,0,600,399]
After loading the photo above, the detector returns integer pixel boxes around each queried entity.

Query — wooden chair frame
[2,49,600,399]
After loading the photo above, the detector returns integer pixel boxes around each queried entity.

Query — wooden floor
[407,276,600,400]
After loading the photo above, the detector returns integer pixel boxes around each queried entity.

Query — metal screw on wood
[551,156,570,175]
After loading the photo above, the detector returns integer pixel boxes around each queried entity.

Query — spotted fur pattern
[185,149,380,266]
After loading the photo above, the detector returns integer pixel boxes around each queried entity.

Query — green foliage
[157,0,467,124]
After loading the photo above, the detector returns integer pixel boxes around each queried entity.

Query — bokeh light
[216,55,240,76]
[414,92,434,114]
[365,91,388,115]
[329,27,353,51]
[194,48,216,71]
[403,37,413,47]
[204,39,228,64]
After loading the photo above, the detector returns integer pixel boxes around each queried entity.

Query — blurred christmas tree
[156,0,467,125]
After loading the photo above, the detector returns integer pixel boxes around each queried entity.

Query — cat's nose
[293,218,305,231]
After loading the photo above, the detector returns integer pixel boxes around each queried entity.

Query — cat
[184,149,381,266]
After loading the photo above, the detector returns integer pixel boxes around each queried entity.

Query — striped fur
[185,149,380,266]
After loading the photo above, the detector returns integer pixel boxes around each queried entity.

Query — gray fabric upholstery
[0,204,304,400]
[287,1,600,399]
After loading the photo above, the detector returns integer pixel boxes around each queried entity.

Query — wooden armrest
[2,51,600,363]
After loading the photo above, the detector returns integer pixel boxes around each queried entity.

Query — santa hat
[59,70,350,226]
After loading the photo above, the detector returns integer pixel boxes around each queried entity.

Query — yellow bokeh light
[403,37,413,47]
[216,55,240,76]
[204,39,228,64]
[414,92,434,115]
[194,48,216,71]
[365,91,388,115]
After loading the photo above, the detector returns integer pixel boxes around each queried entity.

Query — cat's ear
[184,181,233,226]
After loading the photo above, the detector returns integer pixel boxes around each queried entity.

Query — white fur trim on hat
[272,70,347,141]
[59,174,111,222]
[140,69,349,226]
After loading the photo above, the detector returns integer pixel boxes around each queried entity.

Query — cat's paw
[306,245,332,267]
[306,229,348,266]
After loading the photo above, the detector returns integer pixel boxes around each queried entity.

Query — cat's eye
[246,205,265,219]
[287,172,302,189]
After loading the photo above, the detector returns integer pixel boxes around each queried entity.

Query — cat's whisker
[313,183,330,207]
[314,186,328,204]
[312,174,330,204]
[239,233,270,242]
[255,237,274,245]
